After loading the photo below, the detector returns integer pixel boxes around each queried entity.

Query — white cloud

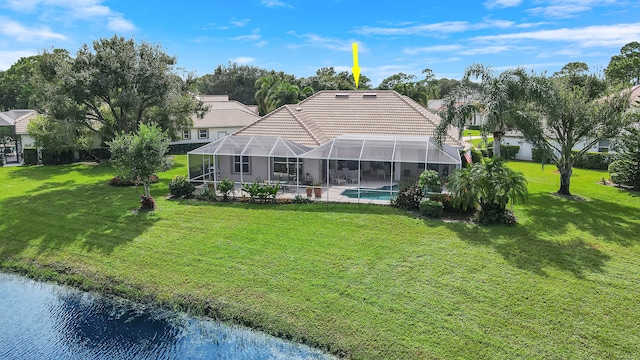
[230,57,255,64]
[288,32,355,52]
[0,50,38,70]
[0,16,67,42]
[255,40,268,48]
[485,0,522,9]
[354,18,544,36]
[230,18,250,27]
[231,29,261,42]
[0,0,136,31]
[108,17,135,32]
[526,0,620,18]
[459,46,511,55]
[403,45,463,55]
[472,22,640,48]
[260,0,292,8]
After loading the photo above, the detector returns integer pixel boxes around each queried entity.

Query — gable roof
[192,95,259,129]
[0,110,38,134]
[233,90,464,147]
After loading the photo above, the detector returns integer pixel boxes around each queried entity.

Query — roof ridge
[284,105,325,146]
[396,93,464,147]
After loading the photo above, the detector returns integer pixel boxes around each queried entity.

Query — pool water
[340,185,398,200]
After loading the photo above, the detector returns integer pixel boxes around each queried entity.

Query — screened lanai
[301,134,462,200]
[188,134,462,202]
[188,135,311,189]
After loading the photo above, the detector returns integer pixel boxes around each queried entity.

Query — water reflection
[0,273,333,359]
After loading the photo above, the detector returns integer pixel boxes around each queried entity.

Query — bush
[293,194,313,204]
[41,150,74,165]
[531,147,554,163]
[418,170,442,193]
[486,142,520,159]
[241,182,280,203]
[169,175,196,197]
[197,188,218,202]
[474,208,517,226]
[572,151,618,170]
[391,183,422,211]
[471,149,484,163]
[23,147,38,165]
[79,148,111,161]
[419,199,444,218]
[167,142,210,155]
[217,178,235,201]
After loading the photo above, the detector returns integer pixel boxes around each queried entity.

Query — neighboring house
[427,99,488,127]
[174,95,259,145]
[188,90,464,190]
[0,109,38,165]
[502,84,640,161]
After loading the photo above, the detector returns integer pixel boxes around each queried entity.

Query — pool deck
[200,180,397,205]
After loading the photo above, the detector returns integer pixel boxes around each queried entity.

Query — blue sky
[1,0,639,86]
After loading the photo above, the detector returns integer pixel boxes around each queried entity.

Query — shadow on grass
[428,190,640,278]
[521,193,640,246]
[0,183,158,260]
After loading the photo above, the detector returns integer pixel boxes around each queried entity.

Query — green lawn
[1,157,639,359]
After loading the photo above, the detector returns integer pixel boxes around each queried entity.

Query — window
[233,156,250,173]
[198,129,209,139]
[273,157,301,177]
[598,139,609,153]
[182,130,191,140]
[217,131,227,139]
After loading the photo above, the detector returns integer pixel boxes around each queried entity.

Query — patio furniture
[330,169,347,185]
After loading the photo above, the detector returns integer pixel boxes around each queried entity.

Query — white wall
[172,127,241,144]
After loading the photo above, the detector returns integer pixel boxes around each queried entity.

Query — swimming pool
[340,185,398,200]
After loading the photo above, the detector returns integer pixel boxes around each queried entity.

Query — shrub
[471,149,484,163]
[217,178,235,201]
[531,147,554,163]
[419,199,444,218]
[241,182,280,203]
[474,208,517,226]
[197,188,218,202]
[391,183,422,211]
[486,142,520,159]
[418,170,442,193]
[168,175,195,197]
[572,151,618,170]
[23,147,38,165]
[140,194,155,210]
[41,150,75,165]
[293,194,313,204]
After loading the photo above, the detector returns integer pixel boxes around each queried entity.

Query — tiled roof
[234,90,464,147]
[192,97,259,129]
[0,110,38,134]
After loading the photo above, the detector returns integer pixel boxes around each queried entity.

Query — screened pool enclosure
[188,134,462,201]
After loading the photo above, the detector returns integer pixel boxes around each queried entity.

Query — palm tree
[447,158,528,223]
[436,64,529,158]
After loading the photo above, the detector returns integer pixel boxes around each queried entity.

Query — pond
[0,272,335,359]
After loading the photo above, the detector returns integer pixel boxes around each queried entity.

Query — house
[174,95,259,146]
[0,109,38,165]
[187,91,465,197]
[502,84,640,161]
[427,99,488,127]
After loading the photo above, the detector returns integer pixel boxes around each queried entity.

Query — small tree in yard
[109,124,171,210]
[447,158,528,225]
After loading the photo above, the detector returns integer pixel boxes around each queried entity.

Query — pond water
[0,272,334,360]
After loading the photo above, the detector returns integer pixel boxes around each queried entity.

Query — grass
[1,157,639,359]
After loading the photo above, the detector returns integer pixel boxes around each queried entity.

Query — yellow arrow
[352,42,360,89]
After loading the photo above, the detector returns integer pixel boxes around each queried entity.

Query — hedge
[167,142,210,155]
[531,147,618,170]
[485,142,520,160]
[41,150,75,165]
[23,148,38,165]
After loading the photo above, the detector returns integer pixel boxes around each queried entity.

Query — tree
[447,158,527,225]
[518,74,633,195]
[254,75,312,115]
[27,115,92,155]
[41,36,205,141]
[193,63,271,105]
[608,99,640,189]
[606,42,640,86]
[436,64,529,158]
[108,124,171,210]
[301,67,371,92]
